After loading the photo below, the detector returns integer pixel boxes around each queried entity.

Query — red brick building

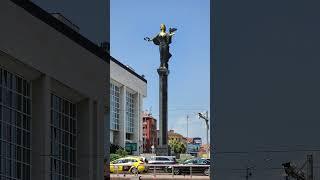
[142,113,157,153]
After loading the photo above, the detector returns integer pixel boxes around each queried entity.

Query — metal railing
[110,163,211,178]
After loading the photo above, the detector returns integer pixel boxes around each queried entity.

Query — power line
[214,148,320,155]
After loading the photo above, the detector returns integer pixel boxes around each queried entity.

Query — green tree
[169,140,187,154]
[116,148,128,157]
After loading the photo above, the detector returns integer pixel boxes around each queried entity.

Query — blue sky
[111,0,210,142]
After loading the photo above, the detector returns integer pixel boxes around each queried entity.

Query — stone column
[157,67,169,155]
[119,86,127,148]
[77,98,94,180]
[32,75,51,180]
[139,93,144,154]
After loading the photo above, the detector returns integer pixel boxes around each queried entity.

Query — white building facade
[109,57,147,155]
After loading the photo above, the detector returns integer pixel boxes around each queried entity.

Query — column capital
[157,67,169,75]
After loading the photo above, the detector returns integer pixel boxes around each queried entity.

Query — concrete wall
[0,0,109,179]
[0,0,107,100]
[213,0,320,179]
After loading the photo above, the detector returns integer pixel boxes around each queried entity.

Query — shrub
[116,148,128,157]
[110,154,121,162]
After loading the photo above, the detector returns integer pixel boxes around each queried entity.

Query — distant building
[168,130,187,144]
[198,144,210,158]
[193,137,203,144]
[109,57,147,155]
[187,137,203,157]
[142,112,157,153]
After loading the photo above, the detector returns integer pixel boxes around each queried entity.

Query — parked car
[110,157,145,174]
[146,156,177,172]
[168,158,210,176]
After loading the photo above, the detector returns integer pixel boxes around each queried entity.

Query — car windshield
[112,159,124,164]
[184,159,195,164]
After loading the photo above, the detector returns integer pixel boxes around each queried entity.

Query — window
[0,68,31,179]
[184,159,196,164]
[50,94,77,180]
[110,83,120,130]
[126,91,135,133]
[127,159,137,163]
[156,157,170,161]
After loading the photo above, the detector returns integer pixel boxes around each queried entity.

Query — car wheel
[166,167,172,173]
[203,168,210,176]
[173,168,180,175]
[131,167,138,174]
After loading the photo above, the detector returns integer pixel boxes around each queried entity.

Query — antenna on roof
[149,106,152,115]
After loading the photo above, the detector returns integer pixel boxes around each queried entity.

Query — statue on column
[145,24,177,69]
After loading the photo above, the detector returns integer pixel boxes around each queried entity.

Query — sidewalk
[110,174,210,180]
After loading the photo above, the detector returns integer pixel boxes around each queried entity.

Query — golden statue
[145,24,177,69]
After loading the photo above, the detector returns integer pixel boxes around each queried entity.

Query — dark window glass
[17,162,21,178]
[0,87,2,104]
[64,117,69,131]
[3,89,12,107]
[3,71,7,87]
[6,124,11,142]
[16,77,22,94]
[72,120,76,134]
[12,76,16,92]
[26,99,30,115]
[17,128,21,146]
[3,107,11,124]
[26,83,30,97]
[16,114,22,128]
[7,73,12,89]
[23,97,27,114]
[0,69,2,85]
[0,69,31,179]
[6,143,11,158]
[17,94,22,111]
[22,80,27,96]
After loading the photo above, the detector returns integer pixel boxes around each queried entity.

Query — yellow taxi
[110,157,146,174]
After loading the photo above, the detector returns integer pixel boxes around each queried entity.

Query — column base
[156,145,169,156]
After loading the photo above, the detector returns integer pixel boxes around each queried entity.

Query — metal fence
[110,163,211,178]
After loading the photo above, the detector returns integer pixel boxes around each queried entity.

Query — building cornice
[10,0,109,63]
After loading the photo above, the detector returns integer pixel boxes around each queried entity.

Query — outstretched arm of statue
[144,37,152,41]
[144,34,160,46]
[144,35,157,42]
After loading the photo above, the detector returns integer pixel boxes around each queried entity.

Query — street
[110,174,210,180]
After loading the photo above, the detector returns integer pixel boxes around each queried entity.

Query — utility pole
[186,115,189,154]
[198,111,209,157]
[306,154,313,180]
[186,115,189,139]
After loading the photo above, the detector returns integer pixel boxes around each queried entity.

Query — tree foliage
[116,148,128,157]
[169,140,187,154]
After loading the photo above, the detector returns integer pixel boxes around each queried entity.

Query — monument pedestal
[156,145,169,156]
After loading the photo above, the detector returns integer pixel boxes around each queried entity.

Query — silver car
[146,156,177,172]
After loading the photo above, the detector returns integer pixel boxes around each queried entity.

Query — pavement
[110,174,210,180]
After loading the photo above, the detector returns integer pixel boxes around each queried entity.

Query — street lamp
[198,111,209,158]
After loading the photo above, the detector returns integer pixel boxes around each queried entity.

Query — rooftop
[11,0,146,83]
[168,130,184,138]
